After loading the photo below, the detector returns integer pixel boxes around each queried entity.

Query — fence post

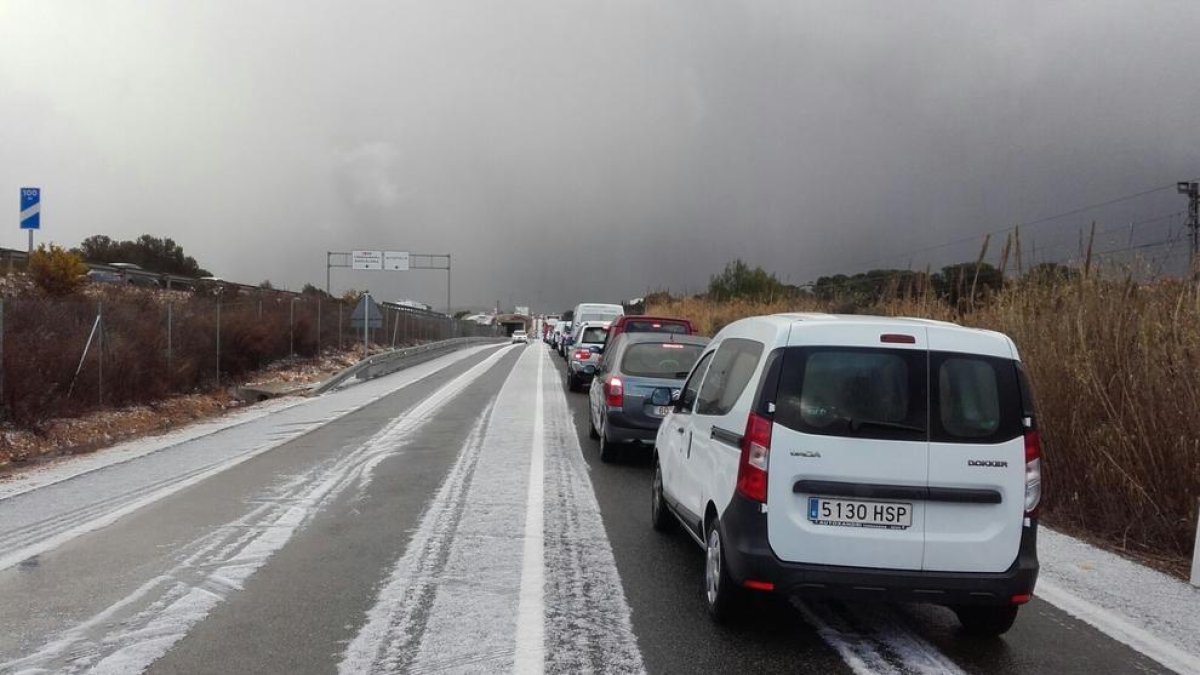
[289,298,295,357]
[338,303,343,350]
[166,302,173,373]
[97,302,104,405]
[317,299,322,356]
[216,299,222,386]
[362,292,370,359]
[0,299,5,403]
[1191,498,1200,587]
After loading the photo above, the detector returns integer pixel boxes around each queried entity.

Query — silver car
[587,333,709,462]
[566,322,610,391]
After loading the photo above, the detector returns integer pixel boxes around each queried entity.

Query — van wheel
[598,424,616,463]
[651,458,672,532]
[954,605,1019,636]
[566,374,578,392]
[588,414,600,440]
[704,518,744,622]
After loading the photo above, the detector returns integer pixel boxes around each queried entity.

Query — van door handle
[674,426,685,434]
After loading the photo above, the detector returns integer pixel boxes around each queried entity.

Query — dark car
[587,332,709,462]
[605,315,696,345]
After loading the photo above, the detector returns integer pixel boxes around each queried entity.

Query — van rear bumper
[720,494,1039,607]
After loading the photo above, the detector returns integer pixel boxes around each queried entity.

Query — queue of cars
[546,304,1041,637]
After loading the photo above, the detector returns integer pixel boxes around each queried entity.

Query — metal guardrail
[312,337,508,395]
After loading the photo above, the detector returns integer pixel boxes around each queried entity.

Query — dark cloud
[2,2,1198,312]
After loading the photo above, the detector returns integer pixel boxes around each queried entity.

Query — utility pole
[1179,181,1200,278]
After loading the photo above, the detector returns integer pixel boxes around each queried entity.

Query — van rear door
[767,324,928,570]
[923,327,1026,573]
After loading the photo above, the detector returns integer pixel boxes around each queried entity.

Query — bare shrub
[29,244,87,297]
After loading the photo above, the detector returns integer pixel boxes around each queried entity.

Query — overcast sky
[2,1,1198,312]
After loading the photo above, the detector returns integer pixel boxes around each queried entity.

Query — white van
[570,303,624,347]
[652,313,1040,635]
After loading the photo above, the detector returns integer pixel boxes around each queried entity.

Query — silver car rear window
[621,343,704,378]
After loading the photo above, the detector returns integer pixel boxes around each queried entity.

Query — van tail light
[604,376,624,408]
[736,413,773,503]
[1024,429,1042,517]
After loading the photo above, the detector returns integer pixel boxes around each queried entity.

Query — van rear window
[774,348,1024,443]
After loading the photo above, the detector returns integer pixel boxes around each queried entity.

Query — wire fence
[0,287,499,427]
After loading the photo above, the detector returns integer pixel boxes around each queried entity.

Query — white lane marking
[795,601,967,675]
[513,349,546,674]
[1036,580,1200,674]
[3,346,515,674]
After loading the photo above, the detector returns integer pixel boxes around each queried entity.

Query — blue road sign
[20,187,40,230]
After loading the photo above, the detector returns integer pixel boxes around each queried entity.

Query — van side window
[695,339,764,416]
[678,352,714,414]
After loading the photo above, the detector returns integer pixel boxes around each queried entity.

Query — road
[0,342,1187,674]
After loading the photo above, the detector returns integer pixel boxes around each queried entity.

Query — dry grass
[649,276,1200,565]
[0,283,485,430]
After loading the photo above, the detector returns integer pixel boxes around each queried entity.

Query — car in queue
[542,316,560,343]
[570,303,624,352]
[588,333,709,463]
[511,329,529,344]
[552,321,573,356]
[651,313,1041,636]
[606,315,696,344]
[566,321,610,391]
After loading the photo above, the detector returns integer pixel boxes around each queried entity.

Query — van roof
[720,313,1016,359]
[772,312,961,328]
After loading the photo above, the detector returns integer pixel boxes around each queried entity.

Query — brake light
[573,348,591,361]
[1010,593,1032,605]
[736,412,772,503]
[880,333,916,344]
[604,376,624,407]
[661,343,684,349]
[1024,429,1042,517]
[743,580,775,592]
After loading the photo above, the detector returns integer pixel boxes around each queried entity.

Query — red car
[605,315,696,344]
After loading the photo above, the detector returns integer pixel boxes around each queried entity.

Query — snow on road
[1,346,514,674]
[340,346,644,674]
[0,343,500,573]
[1037,528,1200,674]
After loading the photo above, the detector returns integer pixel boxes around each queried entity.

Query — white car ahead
[652,313,1040,636]
[511,330,529,344]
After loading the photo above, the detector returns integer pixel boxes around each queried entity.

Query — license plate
[652,406,670,417]
[807,497,912,530]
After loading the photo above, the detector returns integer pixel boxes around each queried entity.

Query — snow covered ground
[1038,529,1200,673]
[0,343,501,572]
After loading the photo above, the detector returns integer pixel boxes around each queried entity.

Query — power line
[804,179,1194,281]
